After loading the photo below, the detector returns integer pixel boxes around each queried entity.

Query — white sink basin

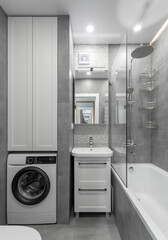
[71,147,113,157]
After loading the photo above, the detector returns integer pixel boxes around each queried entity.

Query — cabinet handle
[78,162,107,165]
[78,188,107,192]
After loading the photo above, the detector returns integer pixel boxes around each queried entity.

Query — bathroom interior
[0,0,168,240]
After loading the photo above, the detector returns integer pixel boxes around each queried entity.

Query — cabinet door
[33,17,57,151]
[8,17,33,151]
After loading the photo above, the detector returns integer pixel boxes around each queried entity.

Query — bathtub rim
[112,163,168,240]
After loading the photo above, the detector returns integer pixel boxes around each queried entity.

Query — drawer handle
[78,188,107,192]
[78,163,107,165]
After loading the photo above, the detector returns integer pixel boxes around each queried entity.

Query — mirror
[115,69,126,124]
[74,70,108,125]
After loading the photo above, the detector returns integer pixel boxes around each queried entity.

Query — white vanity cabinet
[74,157,111,215]
[8,17,57,151]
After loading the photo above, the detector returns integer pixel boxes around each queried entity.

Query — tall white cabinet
[8,17,33,151]
[33,17,57,151]
[8,17,57,151]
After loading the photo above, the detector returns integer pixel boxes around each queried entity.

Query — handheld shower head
[127,86,134,94]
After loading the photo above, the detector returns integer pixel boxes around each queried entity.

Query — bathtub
[112,163,168,240]
[0,226,41,240]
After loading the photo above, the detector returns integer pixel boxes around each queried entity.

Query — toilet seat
[0,226,41,240]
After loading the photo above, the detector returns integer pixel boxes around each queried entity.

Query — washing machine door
[12,167,50,205]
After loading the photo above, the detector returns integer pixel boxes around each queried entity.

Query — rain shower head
[131,44,154,59]
[127,86,134,94]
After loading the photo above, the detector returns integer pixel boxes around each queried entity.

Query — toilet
[0,226,41,240]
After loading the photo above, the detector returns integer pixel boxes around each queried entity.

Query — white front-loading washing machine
[7,153,57,225]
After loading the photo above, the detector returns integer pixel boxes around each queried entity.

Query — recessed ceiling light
[86,72,91,76]
[133,24,142,32]
[86,25,94,33]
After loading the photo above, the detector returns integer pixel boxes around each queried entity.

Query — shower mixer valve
[129,141,137,154]
[122,139,137,154]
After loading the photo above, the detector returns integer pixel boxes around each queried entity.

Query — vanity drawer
[75,160,111,186]
[75,185,111,212]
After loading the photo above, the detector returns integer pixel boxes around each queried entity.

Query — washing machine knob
[27,158,34,164]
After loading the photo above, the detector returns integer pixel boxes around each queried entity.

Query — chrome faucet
[89,137,93,148]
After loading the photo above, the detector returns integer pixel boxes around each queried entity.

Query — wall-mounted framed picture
[78,53,90,65]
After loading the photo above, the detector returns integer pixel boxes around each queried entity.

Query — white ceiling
[0,0,168,44]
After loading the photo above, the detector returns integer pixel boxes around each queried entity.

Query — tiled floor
[33,213,121,240]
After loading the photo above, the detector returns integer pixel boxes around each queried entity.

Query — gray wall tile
[151,28,168,172]
[57,16,74,224]
[57,103,70,150]
[74,124,108,147]
[56,196,70,224]
[58,150,70,176]
[0,5,7,225]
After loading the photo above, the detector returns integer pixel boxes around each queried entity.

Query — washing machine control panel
[26,156,56,164]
